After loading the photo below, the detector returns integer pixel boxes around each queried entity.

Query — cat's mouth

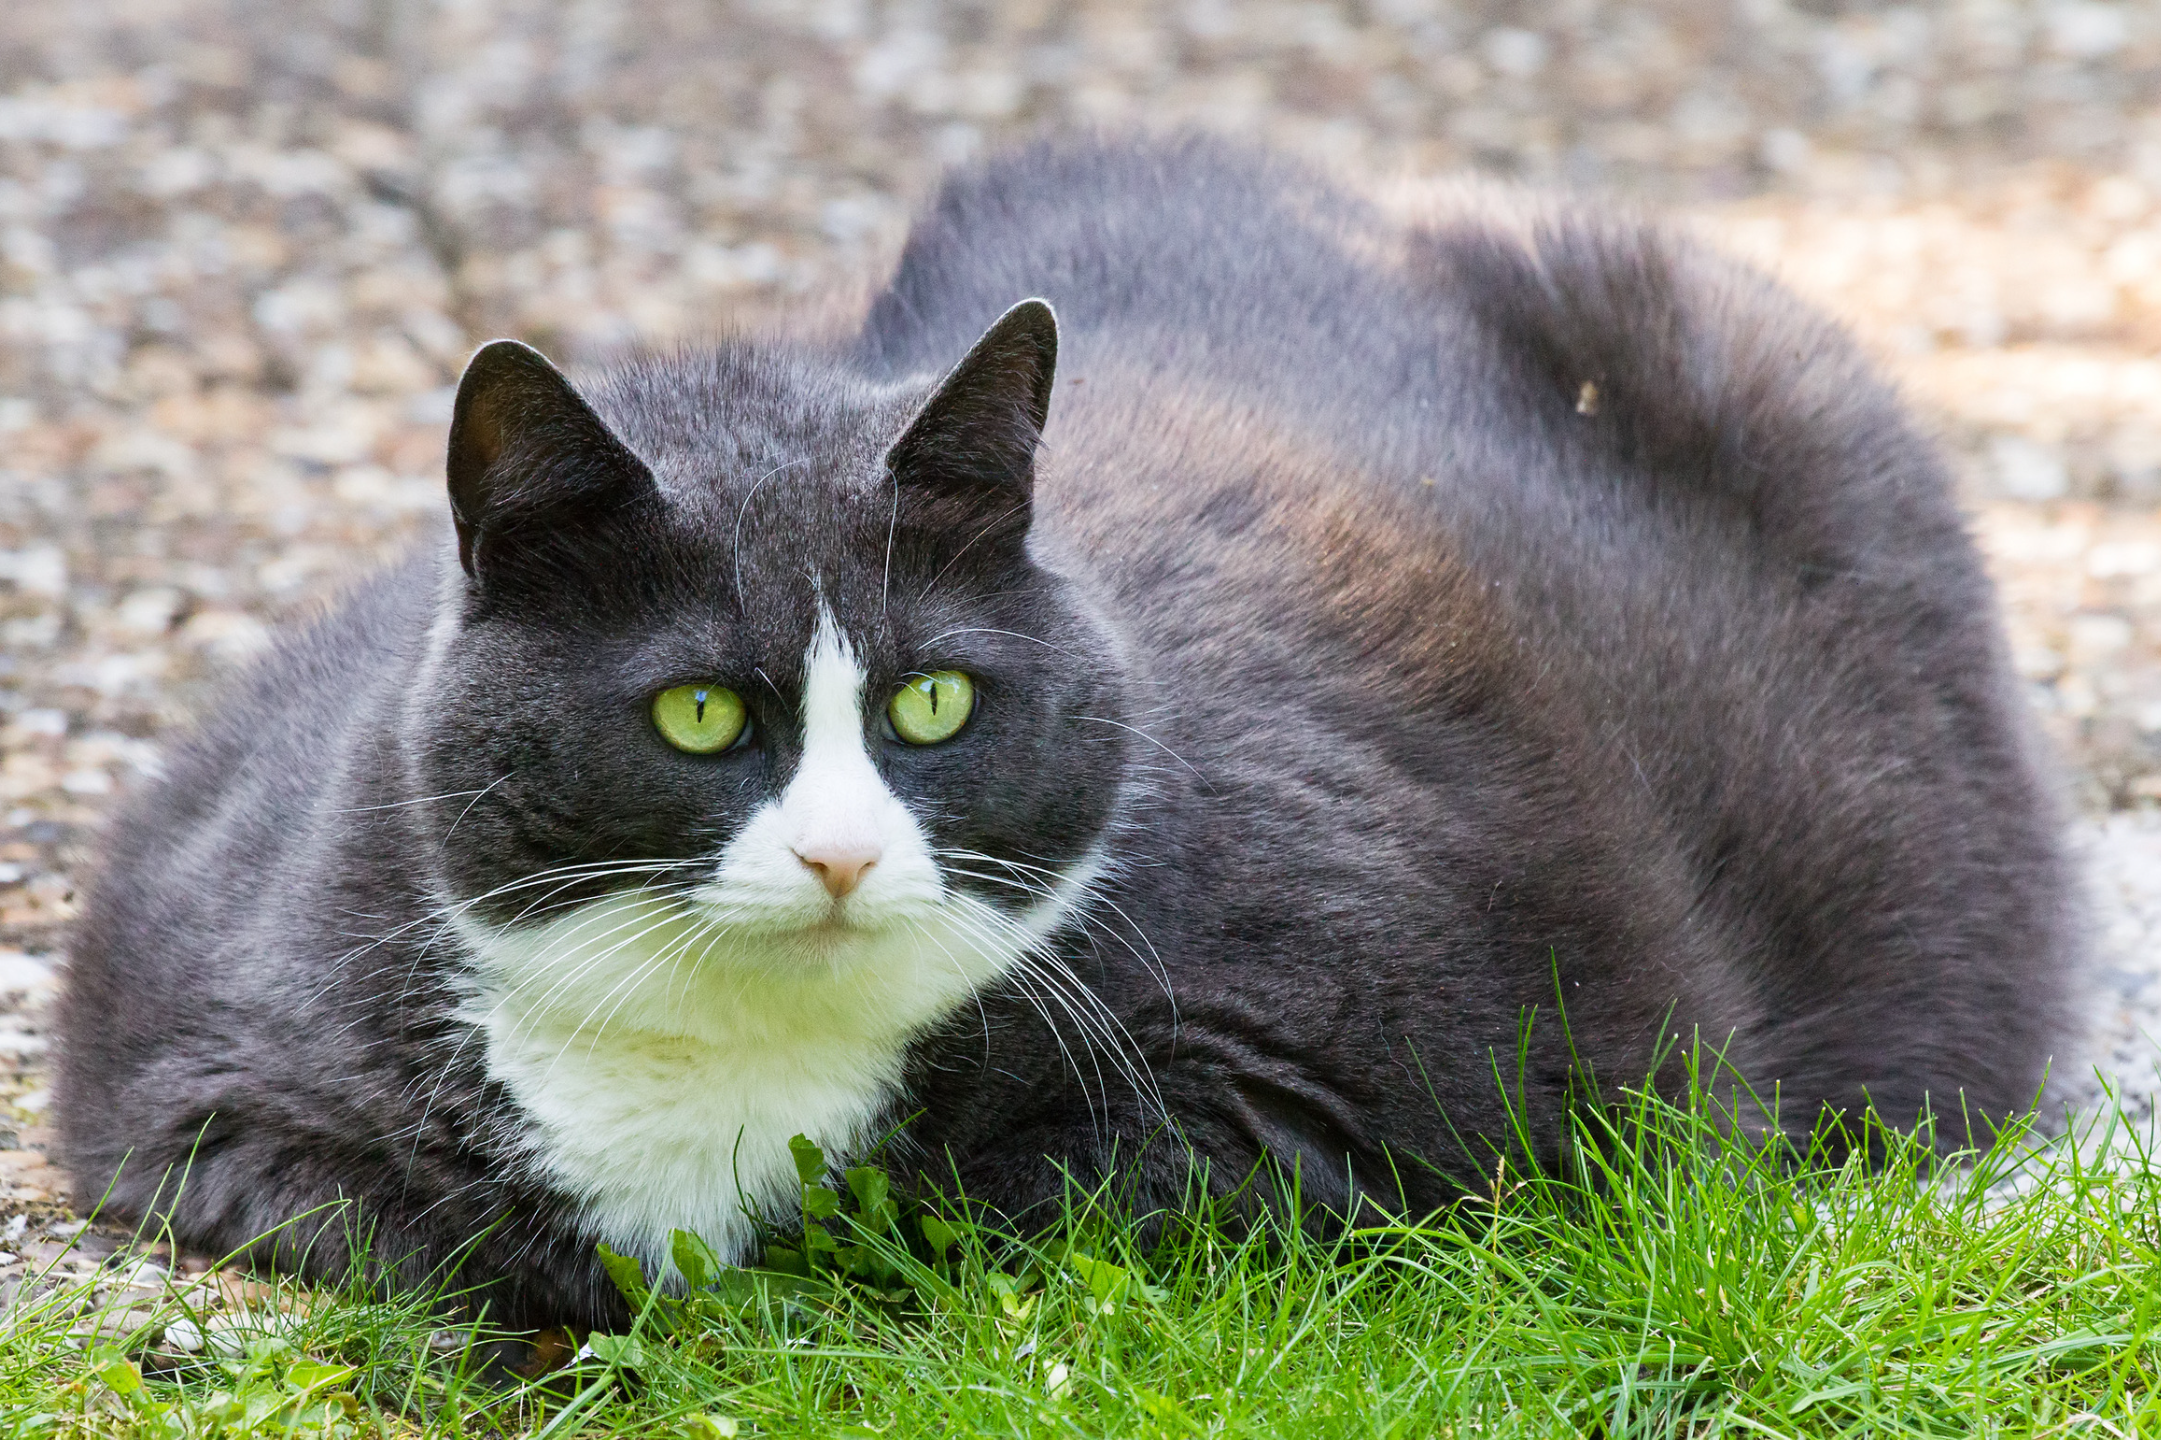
[794,897,871,936]
[681,885,933,942]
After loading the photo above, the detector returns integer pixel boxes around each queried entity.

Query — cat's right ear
[445,340,658,585]
[885,299,1058,544]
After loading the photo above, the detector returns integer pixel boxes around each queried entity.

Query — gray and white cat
[57,138,2076,1328]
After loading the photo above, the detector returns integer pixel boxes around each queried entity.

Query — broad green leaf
[706,1269,832,1312]
[671,1228,721,1291]
[836,1243,896,1282]
[242,1388,284,1428]
[596,1242,652,1308]
[585,1332,647,1369]
[1068,1252,1130,1305]
[985,1270,1039,1320]
[1134,1388,1196,1424]
[283,1360,357,1394]
[93,1355,144,1396]
[242,1335,294,1365]
[919,1215,963,1254]
[762,1245,810,1277]
[803,1183,843,1219]
[846,1164,890,1215]
[788,1133,826,1185]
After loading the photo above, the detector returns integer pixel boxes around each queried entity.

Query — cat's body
[59,138,2074,1328]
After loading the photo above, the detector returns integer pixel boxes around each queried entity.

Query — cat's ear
[445,339,658,583]
[886,299,1057,536]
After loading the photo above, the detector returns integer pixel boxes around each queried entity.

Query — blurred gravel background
[2,0,2159,1214]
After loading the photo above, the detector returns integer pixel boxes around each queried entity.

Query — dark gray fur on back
[58,137,2074,1329]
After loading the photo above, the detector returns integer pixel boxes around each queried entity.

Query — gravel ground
[2,1,2159,1261]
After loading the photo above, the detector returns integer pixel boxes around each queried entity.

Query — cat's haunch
[56,137,2077,1328]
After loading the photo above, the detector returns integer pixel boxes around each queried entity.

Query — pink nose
[794,844,881,900]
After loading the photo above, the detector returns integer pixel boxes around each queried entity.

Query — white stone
[1991,436,2071,501]
[0,954,55,999]
[2046,3,2130,60]
[1480,28,1547,80]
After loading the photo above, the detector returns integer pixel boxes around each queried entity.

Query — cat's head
[406,302,1131,999]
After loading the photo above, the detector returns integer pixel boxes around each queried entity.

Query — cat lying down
[57,136,2076,1328]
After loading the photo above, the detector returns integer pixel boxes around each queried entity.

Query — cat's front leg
[897,1052,1410,1247]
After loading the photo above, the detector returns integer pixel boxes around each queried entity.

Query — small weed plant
[5,1072,2160,1437]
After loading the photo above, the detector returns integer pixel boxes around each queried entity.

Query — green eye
[888,671,975,746]
[652,684,747,754]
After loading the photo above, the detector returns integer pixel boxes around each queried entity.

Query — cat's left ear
[445,339,659,584]
[886,299,1057,534]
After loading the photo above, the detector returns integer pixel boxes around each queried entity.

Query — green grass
[6,1080,2161,1439]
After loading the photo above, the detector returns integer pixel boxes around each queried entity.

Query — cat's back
[860,138,1961,595]
[864,136,2075,1125]
[859,137,1416,414]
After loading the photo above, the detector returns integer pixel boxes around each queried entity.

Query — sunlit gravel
[2,1,2158,1220]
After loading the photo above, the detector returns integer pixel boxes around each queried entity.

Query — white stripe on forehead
[776,605,895,865]
[798,606,866,759]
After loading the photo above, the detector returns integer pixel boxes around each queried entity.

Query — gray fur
[58,137,2075,1327]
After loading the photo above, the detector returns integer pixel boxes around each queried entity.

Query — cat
[57,135,2077,1329]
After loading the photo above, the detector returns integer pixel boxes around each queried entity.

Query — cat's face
[406,304,1130,992]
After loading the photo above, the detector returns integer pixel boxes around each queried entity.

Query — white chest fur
[458,893,1042,1264]
[452,613,1093,1266]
